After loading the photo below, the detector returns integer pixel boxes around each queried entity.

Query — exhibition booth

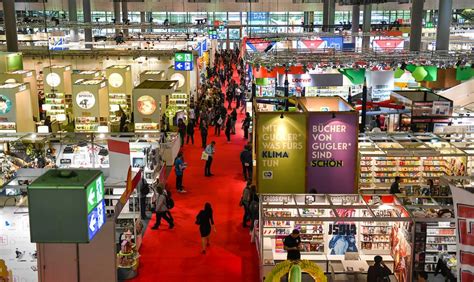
[42,65,73,122]
[257,194,413,282]
[397,195,456,279]
[133,80,178,133]
[0,70,39,119]
[358,133,471,194]
[256,96,358,194]
[72,79,110,132]
[0,83,35,132]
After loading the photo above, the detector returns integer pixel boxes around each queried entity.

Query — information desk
[257,194,412,281]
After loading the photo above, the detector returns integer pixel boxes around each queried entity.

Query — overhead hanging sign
[372,39,404,52]
[450,185,474,281]
[174,52,194,71]
[278,73,344,88]
[307,113,358,194]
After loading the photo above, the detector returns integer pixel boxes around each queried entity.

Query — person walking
[204,141,216,176]
[248,185,259,232]
[200,120,208,149]
[240,182,252,227]
[177,118,186,147]
[174,152,186,193]
[195,202,215,254]
[230,108,237,134]
[214,112,222,136]
[242,112,251,139]
[139,177,150,220]
[151,187,174,230]
[240,144,253,181]
[186,120,195,145]
[188,106,196,127]
[225,114,232,143]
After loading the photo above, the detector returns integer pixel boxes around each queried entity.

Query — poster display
[366,70,395,101]
[307,113,358,194]
[0,95,12,114]
[450,185,474,281]
[0,207,37,282]
[76,91,96,110]
[137,95,157,115]
[257,113,306,193]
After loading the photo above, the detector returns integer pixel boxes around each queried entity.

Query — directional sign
[87,200,106,241]
[175,61,194,71]
[86,174,105,213]
[175,52,193,62]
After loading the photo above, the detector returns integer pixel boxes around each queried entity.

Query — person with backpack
[240,182,252,227]
[248,186,259,232]
[240,144,253,181]
[174,152,186,193]
[139,177,150,220]
[195,202,215,254]
[151,186,174,230]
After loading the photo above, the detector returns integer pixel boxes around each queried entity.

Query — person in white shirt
[204,141,216,177]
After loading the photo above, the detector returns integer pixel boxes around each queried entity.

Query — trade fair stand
[397,195,456,279]
[255,96,359,195]
[358,132,471,194]
[257,193,413,282]
[0,163,157,281]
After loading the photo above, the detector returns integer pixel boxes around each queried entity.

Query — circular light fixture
[108,73,124,88]
[170,73,186,88]
[137,95,157,115]
[0,95,12,114]
[46,72,61,87]
[76,91,96,109]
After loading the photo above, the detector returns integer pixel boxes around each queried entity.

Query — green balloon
[394,68,405,78]
[412,66,428,81]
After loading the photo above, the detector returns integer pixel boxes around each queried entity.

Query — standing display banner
[307,112,358,193]
[450,185,474,281]
[257,113,306,193]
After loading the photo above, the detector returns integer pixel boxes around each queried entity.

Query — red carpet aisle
[131,106,259,279]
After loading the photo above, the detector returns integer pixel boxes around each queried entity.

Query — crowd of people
[147,47,258,255]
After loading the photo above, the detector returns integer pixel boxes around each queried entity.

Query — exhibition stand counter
[257,193,413,281]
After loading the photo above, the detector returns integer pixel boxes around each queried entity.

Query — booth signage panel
[87,200,106,241]
[28,170,105,243]
[307,113,358,194]
[86,174,105,213]
[278,74,343,88]
[257,113,306,193]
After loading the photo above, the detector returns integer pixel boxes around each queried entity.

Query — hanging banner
[297,39,325,50]
[278,73,344,88]
[372,39,404,52]
[450,185,474,281]
[257,113,306,193]
[307,113,358,194]
[246,39,276,52]
[339,68,366,85]
[320,36,343,50]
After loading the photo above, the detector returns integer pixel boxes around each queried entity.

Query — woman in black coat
[196,203,215,254]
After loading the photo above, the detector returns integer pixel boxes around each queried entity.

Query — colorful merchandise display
[257,194,413,281]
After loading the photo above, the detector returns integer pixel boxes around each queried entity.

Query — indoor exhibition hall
[0,0,473,281]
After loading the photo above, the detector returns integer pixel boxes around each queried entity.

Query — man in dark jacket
[367,255,391,282]
[186,120,195,145]
[240,145,253,181]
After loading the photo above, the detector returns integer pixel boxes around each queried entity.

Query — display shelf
[43,92,66,119]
